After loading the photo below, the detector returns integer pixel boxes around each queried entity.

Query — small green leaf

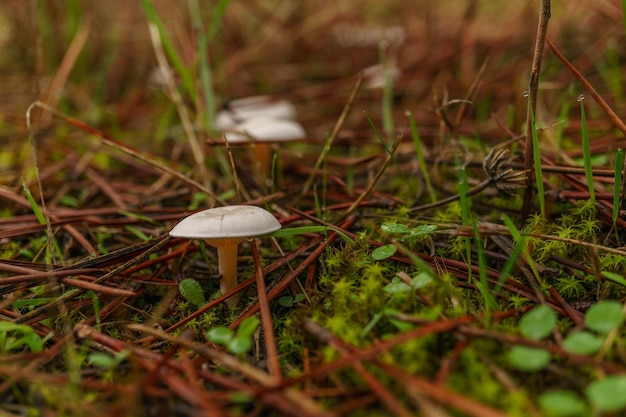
[6,332,44,353]
[229,391,254,404]
[227,336,253,354]
[372,244,397,260]
[410,272,433,289]
[509,346,550,371]
[88,352,120,369]
[22,180,47,225]
[384,281,413,294]
[408,224,438,236]
[279,296,294,307]
[381,223,411,234]
[236,316,260,339]
[586,375,626,412]
[562,331,605,355]
[519,305,557,340]
[179,278,206,307]
[278,294,306,307]
[585,300,623,334]
[602,271,626,287]
[205,327,233,345]
[538,390,587,416]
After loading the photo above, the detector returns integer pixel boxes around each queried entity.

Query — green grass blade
[495,214,527,294]
[407,111,436,202]
[364,112,413,193]
[206,0,231,42]
[140,0,196,100]
[22,180,47,225]
[199,32,216,130]
[579,97,595,204]
[268,226,354,245]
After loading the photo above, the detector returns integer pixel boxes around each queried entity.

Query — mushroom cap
[214,96,297,131]
[224,116,306,143]
[169,205,282,239]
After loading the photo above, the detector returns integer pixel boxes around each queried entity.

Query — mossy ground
[1,1,626,416]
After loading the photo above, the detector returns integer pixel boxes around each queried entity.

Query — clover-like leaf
[372,244,397,260]
[584,300,623,334]
[509,346,550,372]
[586,375,626,412]
[538,390,587,416]
[519,305,556,340]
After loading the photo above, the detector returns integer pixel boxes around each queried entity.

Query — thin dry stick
[147,22,214,199]
[14,235,173,324]
[125,323,336,417]
[26,102,224,205]
[522,0,551,219]
[37,19,90,128]
[546,36,626,137]
[249,238,282,382]
[300,74,363,199]
[343,134,402,218]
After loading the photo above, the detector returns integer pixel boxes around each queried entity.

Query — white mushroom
[214,96,297,131]
[169,205,282,307]
[224,116,306,180]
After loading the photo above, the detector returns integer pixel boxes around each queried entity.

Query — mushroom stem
[253,143,274,182]
[214,240,243,307]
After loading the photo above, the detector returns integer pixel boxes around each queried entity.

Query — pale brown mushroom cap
[169,205,282,240]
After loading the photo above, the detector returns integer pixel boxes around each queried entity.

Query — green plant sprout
[0,321,46,354]
[278,294,306,308]
[205,316,260,354]
[511,301,626,416]
[179,278,206,308]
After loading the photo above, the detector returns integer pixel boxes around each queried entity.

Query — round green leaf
[381,223,411,234]
[205,327,233,345]
[538,390,587,416]
[509,346,550,372]
[585,375,626,412]
[584,300,623,334]
[562,331,604,355]
[410,272,433,289]
[372,244,397,260]
[227,336,253,354]
[88,352,119,369]
[519,305,557,340]
[178,278,206,307]
[279,296,294,307]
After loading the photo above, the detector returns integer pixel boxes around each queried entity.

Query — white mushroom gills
[169,205,282,307]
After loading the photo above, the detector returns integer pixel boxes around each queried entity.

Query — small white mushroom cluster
[170,205,281,307]
[214,96,306,180]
